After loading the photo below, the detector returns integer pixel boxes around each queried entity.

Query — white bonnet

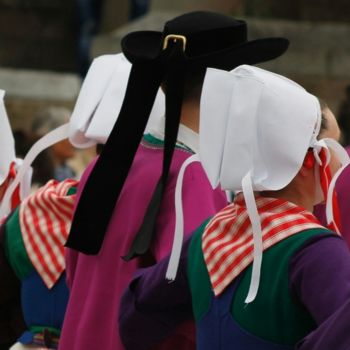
[69,53,165,148]
[200,65,320,193]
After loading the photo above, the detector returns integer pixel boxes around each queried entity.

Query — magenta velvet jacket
[58,135,227,350]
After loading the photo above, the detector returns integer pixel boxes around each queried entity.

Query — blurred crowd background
[1,0,350,183]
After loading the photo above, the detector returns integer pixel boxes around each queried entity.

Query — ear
[303,151,315,169]
[299,151,315,177]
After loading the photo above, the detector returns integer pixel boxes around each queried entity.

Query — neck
[261,185,314,212]
[260,169,316,212]
[180,100,199,133]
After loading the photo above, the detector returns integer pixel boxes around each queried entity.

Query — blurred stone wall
[250,19,350,112]
[2,0,350,133]
[151,0,244,14]
[244,0,350,22]
[92,10,350,114]
[0,0,129,134]
[1,68,81,132]
[0,0,80,138]
[0,0,78,71]
[100,0,129,32]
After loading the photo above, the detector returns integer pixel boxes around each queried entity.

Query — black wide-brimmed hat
[66,11,289,256]
[122,12,287,67]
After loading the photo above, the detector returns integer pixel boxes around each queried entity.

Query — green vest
[188,220,333,346]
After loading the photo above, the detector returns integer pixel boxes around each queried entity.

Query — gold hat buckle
[163,34,187,52]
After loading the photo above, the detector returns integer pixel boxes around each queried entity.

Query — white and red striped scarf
[19,179,78,289]
[202,195,323,296]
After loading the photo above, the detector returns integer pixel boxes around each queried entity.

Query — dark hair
[182,68,206,102]
[162,67,206,103]
[318,98,328,134]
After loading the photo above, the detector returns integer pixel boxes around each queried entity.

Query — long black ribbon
[66,60,164,254]
[123,42,187,260]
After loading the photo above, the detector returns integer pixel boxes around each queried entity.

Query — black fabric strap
[66,61,164,254]
[124,42,187,260]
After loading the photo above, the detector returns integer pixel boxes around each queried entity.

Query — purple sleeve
[289,234,350,349]
[297,297,350,350]
[119,237,193,349]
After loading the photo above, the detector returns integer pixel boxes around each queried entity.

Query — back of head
[162,69,206,106]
